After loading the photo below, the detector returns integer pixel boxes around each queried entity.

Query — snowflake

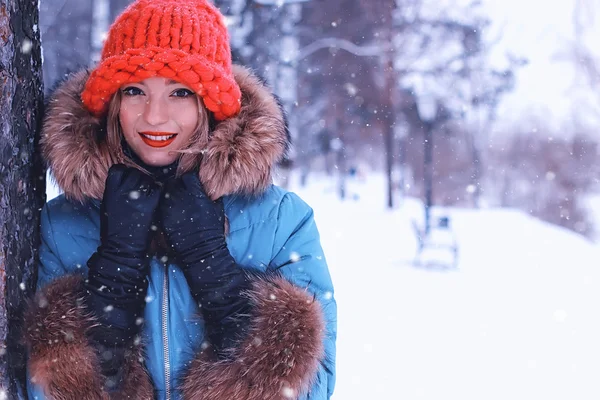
[554,309,567,323]
[63,330,74,342]
[281,386,295,399]
[21,39,32,54]
[38,296,48,308]
[289,252,301,263]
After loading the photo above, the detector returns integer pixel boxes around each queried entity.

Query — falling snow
[21,39,32,54]
[289,252,301,263]
[281,386,295,398]
[281,171,600,400]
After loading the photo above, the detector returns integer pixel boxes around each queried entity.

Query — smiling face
[118,77,201,166]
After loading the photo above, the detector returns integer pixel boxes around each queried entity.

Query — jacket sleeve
[24,202,153,400]
[178,192,334,400]
[36,202,70,289]
[269,192,337,400]
[26,203,65,400]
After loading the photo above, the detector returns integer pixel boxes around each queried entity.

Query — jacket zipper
[162,265,171,400]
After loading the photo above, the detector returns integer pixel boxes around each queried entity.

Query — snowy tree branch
[296,37,386,60]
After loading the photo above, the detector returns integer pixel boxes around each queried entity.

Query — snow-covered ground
[46,171,600,399]
[285,172,600,400]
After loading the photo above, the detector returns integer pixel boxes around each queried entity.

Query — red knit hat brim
[81,46,241,120]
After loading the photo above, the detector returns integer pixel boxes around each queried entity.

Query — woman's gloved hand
[84,164,161,389]
[159,172,251,358]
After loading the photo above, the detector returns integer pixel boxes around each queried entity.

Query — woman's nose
[143,97,169,126]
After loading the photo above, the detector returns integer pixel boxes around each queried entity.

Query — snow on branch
[296,37,386,60]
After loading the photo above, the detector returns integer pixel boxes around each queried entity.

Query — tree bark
[0,0,45,396]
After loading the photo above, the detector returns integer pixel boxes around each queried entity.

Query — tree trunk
[0,0,45,396]
[92,0,110,63]
[381,2,396,209]
[423,122,433,233]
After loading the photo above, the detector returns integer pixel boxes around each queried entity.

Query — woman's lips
[138,131,177,148]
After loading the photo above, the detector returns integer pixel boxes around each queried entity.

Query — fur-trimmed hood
[42,65,289,202]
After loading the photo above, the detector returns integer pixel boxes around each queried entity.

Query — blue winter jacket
[24,66,336,399]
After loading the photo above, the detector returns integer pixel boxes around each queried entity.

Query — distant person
[23,0,336,399]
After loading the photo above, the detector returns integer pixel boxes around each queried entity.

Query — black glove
[160,172,251,358]
[84,164,161,389]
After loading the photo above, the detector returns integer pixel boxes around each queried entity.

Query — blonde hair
[106,89,211,176]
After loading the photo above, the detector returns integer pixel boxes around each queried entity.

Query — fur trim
[199,65,288,200]
[180,275,325,400]
[41,70,115,203]
[42,65,288,202]
[23,275,153,399]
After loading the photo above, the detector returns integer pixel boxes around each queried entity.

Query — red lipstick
[138,131,177,148]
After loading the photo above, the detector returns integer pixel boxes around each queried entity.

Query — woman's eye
[172,88,195,98]
[122,87,144,96]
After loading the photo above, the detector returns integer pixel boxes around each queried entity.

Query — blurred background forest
[40,0,600,238]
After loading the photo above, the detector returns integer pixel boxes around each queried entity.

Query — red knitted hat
[81,0,241,120]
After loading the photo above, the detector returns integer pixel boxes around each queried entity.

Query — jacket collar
[41,65,289,202]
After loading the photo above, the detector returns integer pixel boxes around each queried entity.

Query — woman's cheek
[173,100,199,129]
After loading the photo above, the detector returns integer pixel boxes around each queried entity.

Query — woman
[23,0,336,399]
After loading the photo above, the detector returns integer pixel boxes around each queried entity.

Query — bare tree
[572,0,600,89]
[217,0,304,188]
[392,0,519,211]
[0,0,45,396]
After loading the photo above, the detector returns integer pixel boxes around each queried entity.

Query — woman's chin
[138,152,178,167]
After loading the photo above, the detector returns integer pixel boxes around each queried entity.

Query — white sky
[481,0,600,132]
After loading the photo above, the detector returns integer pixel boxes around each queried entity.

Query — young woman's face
[119,77,199,166]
